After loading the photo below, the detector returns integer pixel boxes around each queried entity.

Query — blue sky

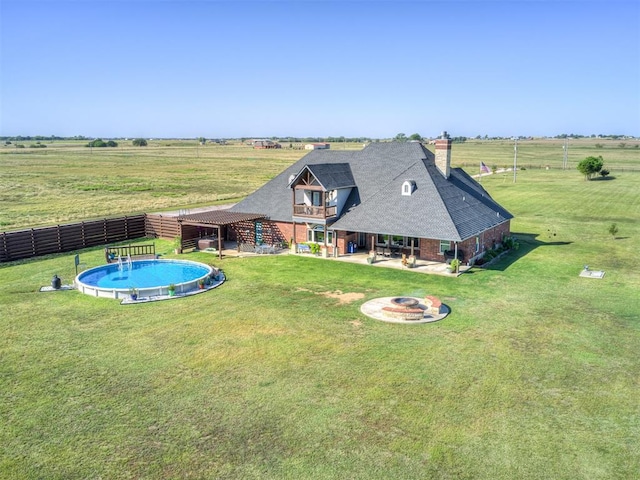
[1,0,638,138]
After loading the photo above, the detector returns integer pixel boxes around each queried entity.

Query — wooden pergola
[177,210,266,259]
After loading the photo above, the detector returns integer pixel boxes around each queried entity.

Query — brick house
[229,132,513,264]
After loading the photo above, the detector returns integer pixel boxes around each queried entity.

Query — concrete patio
[194,242,467,276]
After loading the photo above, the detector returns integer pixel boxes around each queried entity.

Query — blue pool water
[78,259,211,289]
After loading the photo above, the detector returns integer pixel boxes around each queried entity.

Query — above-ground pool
[76,259,214,299]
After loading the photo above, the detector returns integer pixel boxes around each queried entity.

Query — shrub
[484,249,497,261]
[87,139,107,148]
[132,138,148,147]
[502,235,520,251]
[449,258,461,271]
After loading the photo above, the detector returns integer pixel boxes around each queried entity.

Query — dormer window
[402,180,416,196]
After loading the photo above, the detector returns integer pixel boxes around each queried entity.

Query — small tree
[599,169,610,178]
[608,223,618,238]
[87,139,106,148]
[393,133,407,142]
[408,133,423,142]
[132,138,148,147]
[577,155,604,180]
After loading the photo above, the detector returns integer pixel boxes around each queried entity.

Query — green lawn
[1,167,639,479]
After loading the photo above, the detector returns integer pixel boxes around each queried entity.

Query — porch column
[292,187,296,245]
[217,225,223,259]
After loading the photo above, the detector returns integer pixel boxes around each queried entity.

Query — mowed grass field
[1,140,639,478]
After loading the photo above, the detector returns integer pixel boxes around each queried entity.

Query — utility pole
[513,138,518,183]
[562,138,568,169]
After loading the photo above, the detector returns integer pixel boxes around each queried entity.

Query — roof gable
[288,163,356,191]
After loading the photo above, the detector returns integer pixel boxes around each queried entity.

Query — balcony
[293,204,337,219]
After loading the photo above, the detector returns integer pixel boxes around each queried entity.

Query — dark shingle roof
[301,163,356,190]
[231,142,513,241]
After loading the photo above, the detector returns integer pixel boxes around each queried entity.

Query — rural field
[1,139,639,479]
[1,137,638,230]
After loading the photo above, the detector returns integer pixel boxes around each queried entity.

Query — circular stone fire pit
[390,297,419,308]
[360,296,449,324]
[382,297,425,321]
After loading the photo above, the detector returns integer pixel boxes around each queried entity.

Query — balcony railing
[293,204,337,218]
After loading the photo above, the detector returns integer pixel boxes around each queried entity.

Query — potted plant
[174,236,182,255]
[198,279,205,289]
[366,255,375,264]
[129,287,138,301]
[168,283,176,296]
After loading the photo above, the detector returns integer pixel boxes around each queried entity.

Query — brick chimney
[434,131,451,178]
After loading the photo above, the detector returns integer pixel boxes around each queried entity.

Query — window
[312,191,321,206]
[439,240,450,254]
[307,225,333,245]
[407,237,420,249]
[401,180,415,196]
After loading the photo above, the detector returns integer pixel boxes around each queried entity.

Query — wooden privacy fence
[0,215,146,263]
[145,214,180,239]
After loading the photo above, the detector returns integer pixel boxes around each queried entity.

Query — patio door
[357,232,367,247]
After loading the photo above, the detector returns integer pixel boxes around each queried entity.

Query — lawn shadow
[481,232,572,271]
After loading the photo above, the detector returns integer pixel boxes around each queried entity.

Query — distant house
[304,143,331,150]
[230,132,513,264]
[252,140,281,149]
